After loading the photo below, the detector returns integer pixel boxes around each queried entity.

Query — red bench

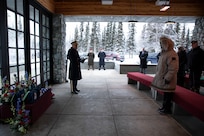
[127,72,204,122]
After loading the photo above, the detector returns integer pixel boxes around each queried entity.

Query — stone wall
[192,17,204,47]
[52,14,66,83]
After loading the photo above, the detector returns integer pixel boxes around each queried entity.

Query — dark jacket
[87,52,95,65]
[98,51,106,65]
[188,46,204,72]
[139,51,148,68]
[67,47,82,80]
[177,50,187,77]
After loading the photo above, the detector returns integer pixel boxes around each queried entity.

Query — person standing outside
[67,41,82,94]
[188,40,204,94]
[139,48,148,74]
[98,49,106,70]
[87,49,95,70]
[177,46,187,87]
[151,36,179,114]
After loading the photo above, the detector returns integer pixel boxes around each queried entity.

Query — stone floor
[0,69,203,136]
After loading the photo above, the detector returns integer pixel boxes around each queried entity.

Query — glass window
[19,65,25,81]
[17,14,24,31]
[47,51,50,61]
[46,16,49,27]
[30,35,35,48]
[47,71,50,79]
[42,38,46,49]
[18,49,25,64]
[10,66,17,84]
[37,75,40,85]
[9,48,17,66]
[44,73,47,81]
[30,20,34,35]
[31,63,35,77]
[18,32,24,48]
[7,10,16,29]
[36,36,39,49]
[42,14,46,26]
[29,5,34,20]
[47,61,50,71]
[43,50,46,61]
[30,49,35,63]
[43,62,46,72]
[7,0,15,10]
[36,62,40,75]
[8,29,16,47]
[47,39,50,49]
[35,23,39,36]
[36,50,40,62]
[42,26,47,38]
[46,28,49,38]
[35,9,39,22]
[7,0,26,85]
[4,1,51,87]
[17,0,23,15]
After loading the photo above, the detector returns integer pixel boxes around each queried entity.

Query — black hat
[191,40,197,43]
[71,41,77,44]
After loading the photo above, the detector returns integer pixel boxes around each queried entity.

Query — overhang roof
[51,0,204,23]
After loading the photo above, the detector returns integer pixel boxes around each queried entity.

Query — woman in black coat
[139,48,148,74]
[67,41,82,94]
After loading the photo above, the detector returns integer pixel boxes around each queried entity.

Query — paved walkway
[1,70,203,136]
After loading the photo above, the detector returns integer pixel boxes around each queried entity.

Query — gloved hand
[165,79,170,84]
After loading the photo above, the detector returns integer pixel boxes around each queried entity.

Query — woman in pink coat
[151,36,179,114]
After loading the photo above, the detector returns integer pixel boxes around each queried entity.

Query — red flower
[5,84,9,88]
[9,90,14,93]
[20,121,24,125]
[18,110,23,114]
[3,93,8,97]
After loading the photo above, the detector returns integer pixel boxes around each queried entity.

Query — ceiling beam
[54,0,204,17]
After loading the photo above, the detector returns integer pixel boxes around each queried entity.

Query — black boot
[159,92,173,114]
[158,107,164,111]
[72,80,78,94]
[71,90,78,94]
[76,89,80,92]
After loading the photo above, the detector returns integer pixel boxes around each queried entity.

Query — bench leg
[151,88,157,99]
[128,78,137,84]
[137,82,151,90]
[137,82,140,90]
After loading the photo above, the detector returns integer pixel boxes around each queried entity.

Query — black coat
[188,46,204,72]
[177,50,187,77]
[98,51,106,65]
[67,47,82,80]
[139,51,148,68]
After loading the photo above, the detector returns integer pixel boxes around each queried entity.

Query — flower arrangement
[7,98,31,133]
[0,72,50,134]
[0,76,13,104]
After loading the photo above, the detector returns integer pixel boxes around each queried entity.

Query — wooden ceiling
[38,0,204,22]
[53,0,204,16]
